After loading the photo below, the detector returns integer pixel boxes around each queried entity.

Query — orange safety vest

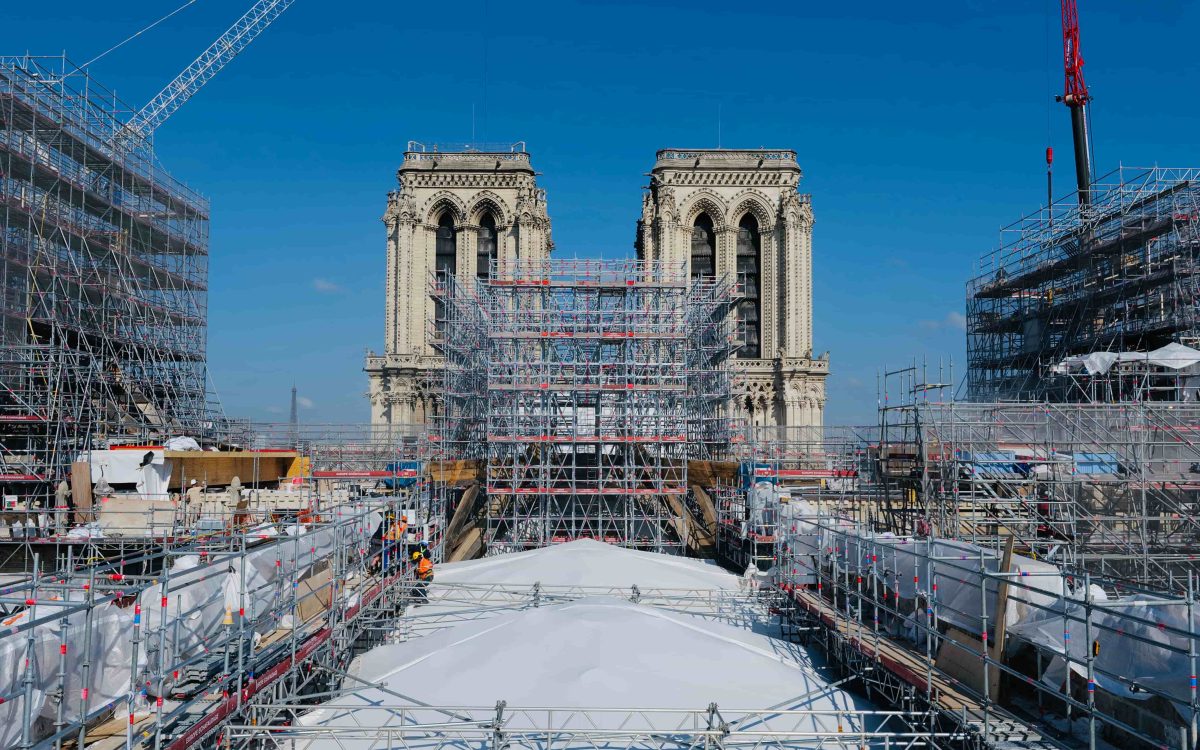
[416,557,433,580]
[384,522,407,541]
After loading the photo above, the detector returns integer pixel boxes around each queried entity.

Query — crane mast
[110,0,296,152]
[1057,0,1094,205]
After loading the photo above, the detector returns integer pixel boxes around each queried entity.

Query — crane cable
[80,0,201,69]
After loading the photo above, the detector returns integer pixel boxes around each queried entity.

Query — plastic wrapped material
[0,511,382,746]
[1009,593,1197,713]
[0,597,133,748]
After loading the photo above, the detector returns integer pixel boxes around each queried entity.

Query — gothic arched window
[736,214,761,359]
[435,213,457,275]
[691,213,715,280]
[477,213,498,280]
[434,212,456,340]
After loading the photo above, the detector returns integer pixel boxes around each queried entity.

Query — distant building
[365,143,552,425]
[636,149,828,429]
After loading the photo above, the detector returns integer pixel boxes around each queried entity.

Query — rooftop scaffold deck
[1,55,223,513]
[430,258,739,556]
[967,166,1200,402]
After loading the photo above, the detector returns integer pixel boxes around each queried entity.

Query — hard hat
[189,479,197,486]
[400,514,408,521]
[419,540,429,547]
[412,551,421,560]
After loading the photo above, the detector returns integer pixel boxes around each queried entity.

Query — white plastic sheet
[0,511,380,746]
[299,596,870,746]
[436,537,737,591]
[1052,342,1200,375]
[0,597,133,748]
[1009,593,1199,712]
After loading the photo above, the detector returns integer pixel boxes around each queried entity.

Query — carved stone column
[417,224,437,356]
[458,225,479,284]
[496,223,513,271]
[716,226,737,280]
[759,223,777,358]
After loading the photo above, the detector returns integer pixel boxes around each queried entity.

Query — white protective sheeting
[781,506,1069,633]
[0,512,379,746]
[1051,342,1200,375]
[299,596,866,745]
[434,538,739,591]
[163,436,202,451]
[88,448,171,496]
[0,597,133,749]
[1008,593,1199,712]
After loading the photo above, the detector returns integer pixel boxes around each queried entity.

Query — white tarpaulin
[88,448,171,497]
[780,505,1070,633]
[298,596,869,747]
[1008,593,1199,714]
[0,597,134,749]
[0,513,379,746]
[1051,342,1200,375]
[435,538,739,591]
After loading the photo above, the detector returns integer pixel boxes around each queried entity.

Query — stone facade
[635,149,828,429]
[367,145,826,431]
[365,145,552,426]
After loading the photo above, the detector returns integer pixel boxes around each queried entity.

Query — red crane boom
[1058,0,1094,204]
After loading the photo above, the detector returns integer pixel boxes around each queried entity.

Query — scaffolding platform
[430,258,738,556]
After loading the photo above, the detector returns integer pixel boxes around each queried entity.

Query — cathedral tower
[636,149,827,429]
[366,143,552,426]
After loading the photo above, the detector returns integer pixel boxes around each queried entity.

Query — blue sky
[8,0,1197,425]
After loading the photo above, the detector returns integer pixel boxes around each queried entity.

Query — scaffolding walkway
[785,587,1058,750]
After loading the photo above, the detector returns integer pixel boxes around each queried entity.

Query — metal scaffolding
[776,508,1200,750]
[874,400,1200,587]
[0,419,449,749]
[715,425,874,571]
[1,55,218,512]
[967,166,1200,402]
[431,258,737,555]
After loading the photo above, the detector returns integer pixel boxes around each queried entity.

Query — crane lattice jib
[1060,0,1089,104]
[112,0,295,150]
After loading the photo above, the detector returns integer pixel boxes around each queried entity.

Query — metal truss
[393,581,772,641]
[226,705,947,750]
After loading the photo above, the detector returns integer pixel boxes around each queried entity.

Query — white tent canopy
[298,597,866,743]
[1051,341,1200,376]
[435,538,740,591]
[291,542,872,749]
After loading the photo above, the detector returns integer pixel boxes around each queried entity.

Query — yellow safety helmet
[412,551,421,561]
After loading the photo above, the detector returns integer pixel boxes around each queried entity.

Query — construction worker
[184,479,203,528]
[384,514,408,542]
[412,550,433,602]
